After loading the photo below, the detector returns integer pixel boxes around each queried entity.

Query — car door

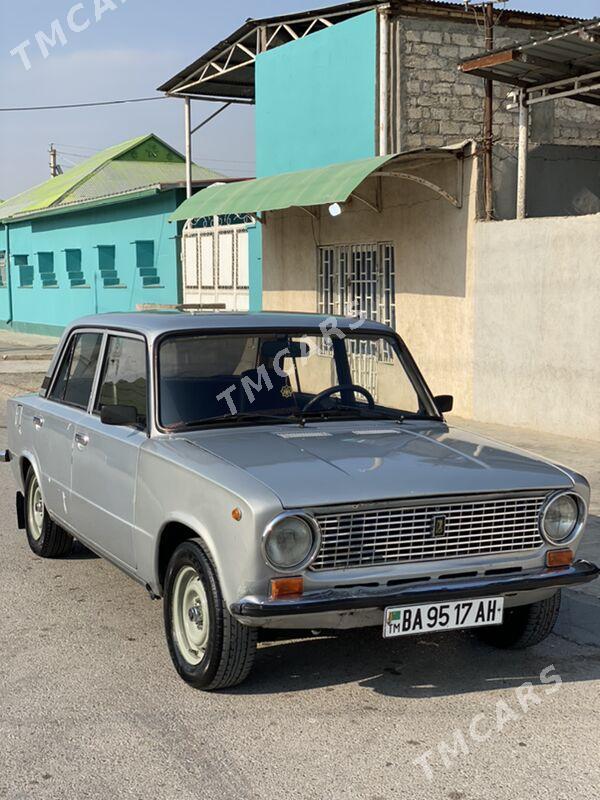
[70,333,148,569]
[33,331,104,525]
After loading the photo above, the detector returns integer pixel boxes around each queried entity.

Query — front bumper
[231,560,599,618]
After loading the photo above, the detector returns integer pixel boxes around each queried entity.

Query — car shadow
[228,612,600,698]
[65,540,99,560]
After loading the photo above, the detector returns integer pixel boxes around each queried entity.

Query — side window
[95,336,147,425]
[49,332,103,409]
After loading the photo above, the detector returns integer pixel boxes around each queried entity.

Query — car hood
[179,420,572,508]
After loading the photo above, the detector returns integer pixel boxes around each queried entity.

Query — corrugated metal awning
[459,20,600,106]
[169,144,468,221]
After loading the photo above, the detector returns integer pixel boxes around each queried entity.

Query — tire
[163,539,257,690]
[24,467,73,558]
[477,591,561,649]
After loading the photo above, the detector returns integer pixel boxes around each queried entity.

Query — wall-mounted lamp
[328,202,343,217]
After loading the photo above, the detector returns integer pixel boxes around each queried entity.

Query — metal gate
[317,242,396,398]
[182,215,251,311]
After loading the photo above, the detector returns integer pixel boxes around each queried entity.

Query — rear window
[159,335,259,379]
[49,332,103,409]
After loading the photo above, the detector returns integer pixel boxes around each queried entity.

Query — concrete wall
[493,144,600,220]
[0,191,180,334]
[261,156,600,441]
[262,157,479,418]
[393,15,600,152]
[471,214,600,441]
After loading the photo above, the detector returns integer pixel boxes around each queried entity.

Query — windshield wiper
[165,410,302,431]
[300,405,438,423]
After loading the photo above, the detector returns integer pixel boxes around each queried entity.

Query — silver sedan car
[2,312,598,690]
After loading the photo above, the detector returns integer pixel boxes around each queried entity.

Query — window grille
[317,242,396,329]
[317,243,397,397]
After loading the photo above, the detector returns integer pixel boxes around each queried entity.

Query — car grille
[311,494,547,571]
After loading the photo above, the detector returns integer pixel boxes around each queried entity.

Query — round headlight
[262,513,319,572]
[541,493,581,543]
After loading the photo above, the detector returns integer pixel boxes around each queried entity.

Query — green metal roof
[0,134,224,223]
[169,154,396,220]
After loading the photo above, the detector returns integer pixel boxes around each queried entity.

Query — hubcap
[27,477,44,541]
[171,565,210,666]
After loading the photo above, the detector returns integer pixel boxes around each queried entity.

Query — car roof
[66,311,391,341]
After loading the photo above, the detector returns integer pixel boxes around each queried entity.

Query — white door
[182,215,251,311]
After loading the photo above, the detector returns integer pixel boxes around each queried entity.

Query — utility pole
[49,143,61,177]
[483,1,494,221]
[465,1,507,220]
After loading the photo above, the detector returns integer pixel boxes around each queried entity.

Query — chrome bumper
[230,560,599,618]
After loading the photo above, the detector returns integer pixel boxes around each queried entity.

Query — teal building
[0,134,221,335]
[159,3,380,312]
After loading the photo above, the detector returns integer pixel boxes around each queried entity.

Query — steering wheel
[302,384,375,413]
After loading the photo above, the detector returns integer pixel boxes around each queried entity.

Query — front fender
[134,442,283,605]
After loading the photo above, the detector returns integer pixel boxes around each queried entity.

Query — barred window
[317,242,396,329]
[317,243,397,395]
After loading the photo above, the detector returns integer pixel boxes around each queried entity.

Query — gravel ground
[1,342,599,800]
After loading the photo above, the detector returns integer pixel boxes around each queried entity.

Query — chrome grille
[311,494,547,571]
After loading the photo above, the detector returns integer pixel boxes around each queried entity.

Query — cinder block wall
[391,15,600,151]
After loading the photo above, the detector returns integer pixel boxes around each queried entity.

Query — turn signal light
[269,576,304,600]
[546,549,574,568]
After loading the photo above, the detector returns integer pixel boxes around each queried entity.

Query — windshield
[158,328,438,429]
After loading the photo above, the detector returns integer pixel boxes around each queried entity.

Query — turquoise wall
[0,226,9,321]
[255,11,377,177]
[249,11,378,308]
[0,191,181,334]
[248,224,262,312]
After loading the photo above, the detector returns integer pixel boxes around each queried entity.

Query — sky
[0,0,598,198]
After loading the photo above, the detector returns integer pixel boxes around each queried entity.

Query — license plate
[383,597,504,639]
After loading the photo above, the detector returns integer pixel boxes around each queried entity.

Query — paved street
[0,333,599,800]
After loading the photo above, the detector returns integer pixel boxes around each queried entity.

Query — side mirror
[434,394,454,414]
[100,404,138,426]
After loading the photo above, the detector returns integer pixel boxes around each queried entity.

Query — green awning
[169,154,397,221]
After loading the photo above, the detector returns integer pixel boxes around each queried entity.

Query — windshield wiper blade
[300,405,405,422]
[300,405,438,423]
[165,410,302,431]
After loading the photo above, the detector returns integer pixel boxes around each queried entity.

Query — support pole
[483,2,494,220]
[378,8,390,156]
[184,97,192,199]
[516,91,529,220]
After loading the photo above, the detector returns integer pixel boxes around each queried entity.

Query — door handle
[75,433,89,447]
[33,415,44,429]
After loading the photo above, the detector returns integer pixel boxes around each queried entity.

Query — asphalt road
[1,372,599,800]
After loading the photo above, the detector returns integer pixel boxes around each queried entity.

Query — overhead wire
[0,96,167,112]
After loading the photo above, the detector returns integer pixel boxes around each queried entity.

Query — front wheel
[163,539,257,690]
[476,591,561,649]
[24,467,73,558]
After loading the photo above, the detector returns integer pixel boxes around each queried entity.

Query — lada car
[2,312,597,689]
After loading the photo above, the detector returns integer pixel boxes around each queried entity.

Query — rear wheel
[163,539,257,690]
[477,592,561,649]
[24,467,73,558]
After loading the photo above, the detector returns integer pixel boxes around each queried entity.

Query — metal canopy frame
[159,1,381,101]
[159,0,581,101]
[459,20,600,219]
